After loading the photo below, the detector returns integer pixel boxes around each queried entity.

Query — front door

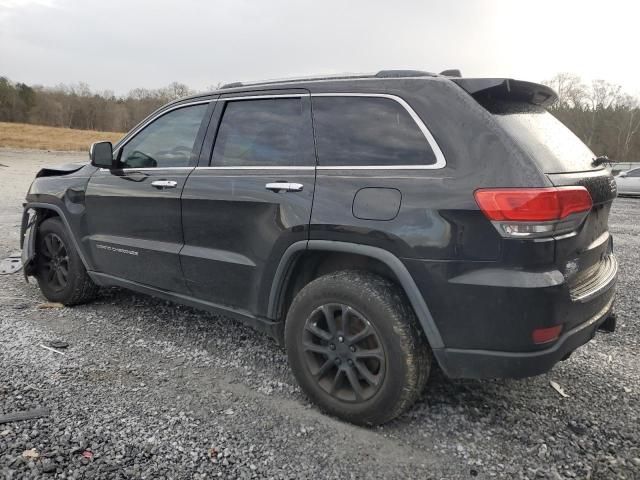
[180,91,316,316]
[84,100,212,292]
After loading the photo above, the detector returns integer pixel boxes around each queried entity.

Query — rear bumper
[434,296,615,379]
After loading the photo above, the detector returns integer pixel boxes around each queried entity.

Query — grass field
[0,122,124,152]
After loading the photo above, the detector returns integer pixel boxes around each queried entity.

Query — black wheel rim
[302,304,386,402]
[39,232,69,292]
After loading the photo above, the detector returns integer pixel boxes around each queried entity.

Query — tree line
[1,73,639,160]
[543,74,640,162]
[0,77,204,133]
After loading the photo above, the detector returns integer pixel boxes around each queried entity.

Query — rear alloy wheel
[35,217,99,305]
[285,270,431,425]
[302,303,385,403]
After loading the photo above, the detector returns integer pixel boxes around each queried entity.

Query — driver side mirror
[618,171,628,178]
[90,141,115,168]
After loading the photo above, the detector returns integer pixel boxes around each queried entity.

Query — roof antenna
[440,69,462,77]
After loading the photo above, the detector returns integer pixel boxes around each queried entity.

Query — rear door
[180,91,316,316]
[84,100,213,292]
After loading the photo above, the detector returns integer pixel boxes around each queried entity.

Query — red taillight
[532,325,563,344]
[474,187,593,222]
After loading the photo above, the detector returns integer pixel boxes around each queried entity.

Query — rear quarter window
[488,101,597,174]
[312,96,437,167]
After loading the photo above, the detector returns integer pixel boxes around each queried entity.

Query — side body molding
[268,240,445,349]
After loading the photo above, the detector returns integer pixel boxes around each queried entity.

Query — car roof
[175,70,450,103]
[172,70,557,110]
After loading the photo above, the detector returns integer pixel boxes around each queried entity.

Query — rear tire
[35,217,99,306]
[285,270,431,425]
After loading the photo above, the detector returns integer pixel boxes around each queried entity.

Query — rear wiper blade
[592,155,610,167]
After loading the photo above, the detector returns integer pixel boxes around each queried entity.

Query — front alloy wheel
[39,232,70,292]
[35,217,99,305]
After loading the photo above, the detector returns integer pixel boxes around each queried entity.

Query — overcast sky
[1,0,638,96]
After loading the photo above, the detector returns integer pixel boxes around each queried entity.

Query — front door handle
[151,180,178,189]
[265,182,304,193]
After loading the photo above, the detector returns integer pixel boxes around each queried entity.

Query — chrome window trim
[98,167,194,173]
[206,92,446,171]
[316,165,443,171]
[310,93,446,170]
[221,93,310,101]
[111,93,446,172]
[196,166,315,171]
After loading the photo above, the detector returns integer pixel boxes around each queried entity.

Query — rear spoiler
[451,78,558,107]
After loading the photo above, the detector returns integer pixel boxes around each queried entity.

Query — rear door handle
[265,182,304,193]
[151,180,178,189]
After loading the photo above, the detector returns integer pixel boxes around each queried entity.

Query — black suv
[21,70,618,425]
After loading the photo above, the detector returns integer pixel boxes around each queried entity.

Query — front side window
[627,168,640,177]
[211,98,313,167]
[118,104,208,168]
[312,96,436,167]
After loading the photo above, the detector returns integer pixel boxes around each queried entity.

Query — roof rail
[218,69,446,90]
[220,81,243,89]
[440,69,462,77]
[219,73,375,90]
[374,70,436,78]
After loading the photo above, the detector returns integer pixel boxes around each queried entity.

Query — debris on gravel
[0,408,50,425]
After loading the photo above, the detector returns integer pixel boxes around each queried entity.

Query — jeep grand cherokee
[21,70,618,425]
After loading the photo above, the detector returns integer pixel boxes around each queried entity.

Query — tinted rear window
[312,96,436,167]
[489,101,597,173]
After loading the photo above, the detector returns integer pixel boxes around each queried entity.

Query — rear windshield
[488,101,597,173]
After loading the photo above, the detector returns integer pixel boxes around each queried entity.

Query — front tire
[285,270,431,425]
[35,217,99,305]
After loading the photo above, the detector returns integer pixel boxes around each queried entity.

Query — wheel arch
[268,240,444,349]
[23,202,91,271]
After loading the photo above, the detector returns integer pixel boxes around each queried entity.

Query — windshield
[490,102,598,173]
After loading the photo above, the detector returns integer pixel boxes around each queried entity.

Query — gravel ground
[0,148,638,480]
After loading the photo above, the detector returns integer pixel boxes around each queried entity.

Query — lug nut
[348,359,354,366]
[335,358,342,365]
[338,336,344,343]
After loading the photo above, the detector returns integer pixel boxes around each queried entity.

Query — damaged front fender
[20,208,38,280]
[35,162,88,178]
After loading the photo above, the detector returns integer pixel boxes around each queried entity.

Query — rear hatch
[455,78,617,305]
